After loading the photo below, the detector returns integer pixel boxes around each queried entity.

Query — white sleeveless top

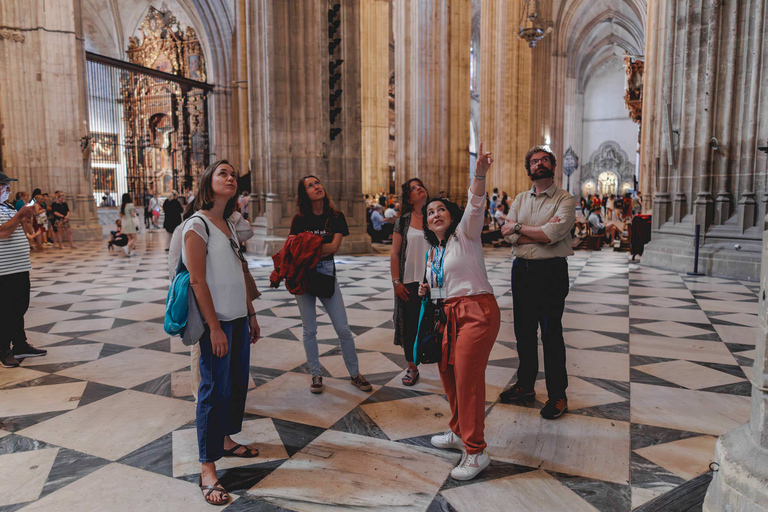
[403,226,430,284]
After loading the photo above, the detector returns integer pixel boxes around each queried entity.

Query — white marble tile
[319,351,401,378]
[684,282,752,294]
[29,293,94,308]
[341,309,393,328]
[20,343,103,367]
[289,323,342,342]
[80,321,171,347]
[248,430,458,511]
[489,340,518,360]
[81,286,130,296]
[18,390,195,461]
[709,313,758,327]
[48,318,116,334]
[0,430,9,440]
[484,403,630,484]
[340,327,402,355]
[567,303,626,315]
[386,363,516,400]
[636,360,745,389]
[0,448,59,507]
[109,289,168,302]
[244,372,378,428]
[535,376,625,410]
[57,348,190,389]
[23,309,87,328]
[713,324,756,346]
[564,330,625,349]
[544,347,629,382]
[361,394,452,440]
[22,331,72,348]
[172,418,289,477]
[696,291,756,302]
[0,367,49,389]
[67,299,124,311]
[0,382,87,417]
[256,315,304,338]
[632,486,671,509]
[38,282,94,294]
[95,302,166,321]
[250,337,334,371]
[562,313,628,333]
[170,336,190,353]
[630,286,695,300]
[634,321,714,338]
[20,463,228,512]
[634,435,718,481]
[442,470,600,512]
[631,383,750,435]
[632,296,698,308]
[695,299,759,315]
[630,334,738,365]
[630,305,711,324]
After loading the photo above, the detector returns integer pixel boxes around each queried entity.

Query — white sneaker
[450,449,491,481]
[129,250,136,257]
[431,429,463,450]
[122,246,129,256]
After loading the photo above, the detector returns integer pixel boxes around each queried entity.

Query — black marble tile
[378,319,395,329]
[575,401,630,422]
[364,370,405,386]
[699,381,752,396]
[631,452,687,488]
[630,355,677,367]
[427,494,459,512]
[132,373,172,397]
[320,346,342,356]
[288,362,332,378]
[0,434,56,455]
[329,406,389,440]
[349,325,372,336]
[218,492,296,512]
[38,447,110,499]
[117,432,173,477]
[630,424,705,451]
[579,377,630,399]
[98,342,135,358]
[77,381,125,407]
[271,418,327,457]
[439,459,535,491]
[486,357,519,369]
[19,361,87,373]
[630,368,686,389]
[143,338,171,352]
[589,343,630,354]
[0,410,69,433]
[46,338,98,347]
[694,361,748,379]
[268,328,299,341]
[633,471,712,512]
[109,318,138,329]
[361,385,433,405]
[495,340,517,351]
[2,373,81,390]
[397,433,443,450]
[0,503,30,512]
[382,352,409,369]
[548,471,631,512]
[723,342,755,354]
[25,323,56,334]
[709,316,757,327]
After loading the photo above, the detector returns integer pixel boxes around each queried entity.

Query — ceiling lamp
[518,0,553,48]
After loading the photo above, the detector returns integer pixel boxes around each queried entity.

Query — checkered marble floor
[0,231,758,511]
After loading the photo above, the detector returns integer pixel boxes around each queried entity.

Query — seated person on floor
[588,206,621,244]
[493,203,507,227]
[107,219,129,250]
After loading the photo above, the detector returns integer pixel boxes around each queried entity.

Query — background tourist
[119,193,138,256]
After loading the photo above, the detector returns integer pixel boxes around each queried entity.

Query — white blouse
[425,190,494,299]
[181,213,247,321]
[403,225,430,284]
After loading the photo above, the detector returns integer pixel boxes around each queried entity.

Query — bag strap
[177,213,211,274]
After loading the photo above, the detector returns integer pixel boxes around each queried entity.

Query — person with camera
[418,143,501,481]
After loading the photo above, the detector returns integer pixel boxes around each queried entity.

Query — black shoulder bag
[413,250,446,365]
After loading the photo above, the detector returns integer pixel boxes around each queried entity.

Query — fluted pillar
[394,0,470,203]
[245,0,369,255]
[0,0,100,240]
[360,0,391,196]
[478,0,534,200]
[641,0,768,280]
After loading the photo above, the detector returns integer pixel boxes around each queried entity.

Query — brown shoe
[0,351,20,368]
[310,375,324,394]
[351,374,372,392]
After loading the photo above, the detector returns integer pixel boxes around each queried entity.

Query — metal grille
[86,52,212,207]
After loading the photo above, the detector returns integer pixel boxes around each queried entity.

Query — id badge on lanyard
[430,247,447,300]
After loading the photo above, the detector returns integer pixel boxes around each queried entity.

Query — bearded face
[528,152,555,181]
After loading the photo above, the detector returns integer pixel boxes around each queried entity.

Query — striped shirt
[0,203,31,276]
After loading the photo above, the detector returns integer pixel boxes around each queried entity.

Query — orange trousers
[439,293,501,454]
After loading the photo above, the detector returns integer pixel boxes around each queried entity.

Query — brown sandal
[402,368,419,386]
[198,476,230,506]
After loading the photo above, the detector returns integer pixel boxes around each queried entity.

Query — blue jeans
[197,317,250,463]
[295,260,360,378]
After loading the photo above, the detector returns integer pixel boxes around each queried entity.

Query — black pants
[398,282,422,363]
[511,258,569,399]
[0,271,30,354]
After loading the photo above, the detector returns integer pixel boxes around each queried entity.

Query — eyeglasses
[530,156,551,167]
[229,238,246,264]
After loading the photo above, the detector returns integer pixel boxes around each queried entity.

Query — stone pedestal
[0,0,101,240]
[704,216,768,511]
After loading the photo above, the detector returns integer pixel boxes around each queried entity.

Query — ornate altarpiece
[120,7,209,198]
[624,56,643,125]
[580,141,636,198]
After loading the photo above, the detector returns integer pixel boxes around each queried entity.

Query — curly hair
[400,178,429,215]
[421,198,463,248]
[524,145,558,174]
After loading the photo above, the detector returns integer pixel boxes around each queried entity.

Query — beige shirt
[505,183,576,260]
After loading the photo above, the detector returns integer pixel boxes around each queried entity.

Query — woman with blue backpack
[181,159,261,506]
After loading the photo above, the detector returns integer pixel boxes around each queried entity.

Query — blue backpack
[164,216,209,336]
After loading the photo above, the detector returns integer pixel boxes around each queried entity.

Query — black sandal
[222,443,259,458]
[199,476,230,506]
[402,368,419,386]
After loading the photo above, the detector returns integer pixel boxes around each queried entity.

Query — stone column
[360,0,391,197]
[0,0,101,240]
[478,0,534,200]
[703,217,768,510]
[394,0,470,204]
[245,0,369,255]
[640,0,768,281]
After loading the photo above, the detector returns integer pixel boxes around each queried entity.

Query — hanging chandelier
[518,0,553,48]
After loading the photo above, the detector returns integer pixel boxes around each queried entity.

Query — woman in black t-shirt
[290,175,371,395]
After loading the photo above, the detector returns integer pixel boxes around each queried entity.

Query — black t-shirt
[290,210,349,261]
[52,202,69,219]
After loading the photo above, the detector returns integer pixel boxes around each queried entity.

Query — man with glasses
[497,146,575,420]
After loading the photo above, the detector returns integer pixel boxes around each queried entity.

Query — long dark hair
[400,178,429,215]
[120,193,132,216]
[422,198,462,247]
[296,175,339,217]
[183,159,239,220]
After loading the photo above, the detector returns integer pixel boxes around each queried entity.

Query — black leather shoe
[12,344,47,358]
[1,351,20,368]
[499,383,535,404]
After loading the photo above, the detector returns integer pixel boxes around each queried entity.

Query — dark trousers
[511,257,569,399]
[0,271,30,354]
[399,282,422,363]
[197,317,250,463]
